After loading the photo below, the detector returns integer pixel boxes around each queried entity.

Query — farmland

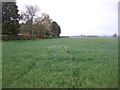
[2,37,118,88]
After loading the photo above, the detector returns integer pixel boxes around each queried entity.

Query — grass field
[2,37,118,88]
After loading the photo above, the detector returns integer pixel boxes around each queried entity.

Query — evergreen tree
[112,33,117,38]
[58,25,61,37]
[2,1,20,35]
[51,21,61,37]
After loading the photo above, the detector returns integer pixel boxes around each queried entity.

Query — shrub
[49,35,53,39]
[36,34,44,39]
[2,35,10,41]
[44,35,50,39]
[2,34,61,41]
[52,35,57,38]
[60,36,69,38]
[18,35,27,40]
[30,35,37,40]
[2,35,28,41]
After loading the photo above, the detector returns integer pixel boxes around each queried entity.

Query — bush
[2,34,61,41]
[2,35,28,41]
[60,36,69,38]
[10,35,18,40]
[49,35,53,39]
[30,35,36,39]
[44,35,47,39]
[18,35,27,40]
[36,34,44,39]
[44,35,50,39]
[2,35,11,41]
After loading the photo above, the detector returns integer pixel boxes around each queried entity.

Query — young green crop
[2,37,118,88]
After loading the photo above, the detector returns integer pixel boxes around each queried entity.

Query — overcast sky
[16,0,118,36]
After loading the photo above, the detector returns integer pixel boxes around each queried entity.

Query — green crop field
[2,37,118,88]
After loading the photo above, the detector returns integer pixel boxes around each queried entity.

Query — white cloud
[16,0,118,36]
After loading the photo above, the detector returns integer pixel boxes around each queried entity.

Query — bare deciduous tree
[21,5,39,23]
[21,5,40,34]
[41,13,52,34]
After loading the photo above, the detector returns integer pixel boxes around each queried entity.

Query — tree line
[2,1,61,40]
